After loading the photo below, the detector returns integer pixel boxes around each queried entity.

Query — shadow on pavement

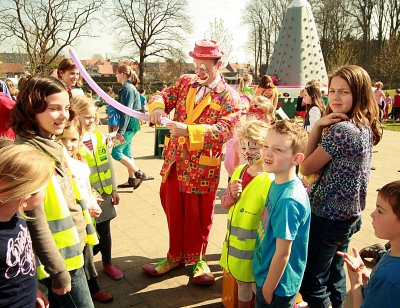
[95,254,224,308]
[135,155,161,160]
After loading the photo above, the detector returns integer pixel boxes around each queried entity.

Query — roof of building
[97,64,114,75]
[82,59,112,66]
[0,63,25,74]
[227,63,250,72]
[219,67,231,74]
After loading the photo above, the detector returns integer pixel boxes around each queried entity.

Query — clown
[142,39,241,285]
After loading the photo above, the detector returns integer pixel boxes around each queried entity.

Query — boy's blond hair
[269,120,308,154]
[238,120,270,146]
[253,96,272,110]
[379,181,400,220]
[245,96,276,125]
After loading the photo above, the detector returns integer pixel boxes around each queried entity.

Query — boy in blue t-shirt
[106,104,120,133]
[253,120,310,308]
[338,180,400,308]
[139,88,147,113]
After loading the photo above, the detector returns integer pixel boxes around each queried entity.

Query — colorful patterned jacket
[149,74,241,194]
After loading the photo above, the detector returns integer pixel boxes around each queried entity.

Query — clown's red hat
[189,39,224,59]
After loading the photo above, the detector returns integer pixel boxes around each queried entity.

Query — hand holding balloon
[69,47,171,124]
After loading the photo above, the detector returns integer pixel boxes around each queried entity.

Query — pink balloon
[69,47,149,121]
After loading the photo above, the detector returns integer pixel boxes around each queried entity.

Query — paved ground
[93,115,400,308]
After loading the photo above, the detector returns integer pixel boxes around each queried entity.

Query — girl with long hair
[0,144,53,308]
[11,76,95,307]
[300,65,382,308]
[254,75,279,109]
[113,64,153,189]
[303,80,326,133]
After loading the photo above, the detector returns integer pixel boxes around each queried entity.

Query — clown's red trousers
[160,165,216,264]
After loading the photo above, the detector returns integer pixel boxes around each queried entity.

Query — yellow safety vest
[36,174,84,280]
[79,130,113,195]
[220,165,273,282]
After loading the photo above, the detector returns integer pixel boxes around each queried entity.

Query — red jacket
[0,93,16,139]
[393,94,400,108]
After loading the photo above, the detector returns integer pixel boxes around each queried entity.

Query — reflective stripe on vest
[220,165,273,282]
[36,174,84,280]
[79,131,113,195]
[227,246,254,260]
[58,243,83,259]
[47,216,75,233]
[90,177,113,190]
[227,221,257,240]
[89,163,109,174]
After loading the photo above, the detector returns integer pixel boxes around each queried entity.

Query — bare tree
[373,35,400,88]
[0,0,103,74]
[386,0,400,38]
[342,0,375,66]
[245,18,261,80]
[204,18,233,66]
[111,0,191,87]
[243,0,290,79]
[243,0,269,79]
[268,0,291,41]
[327,39,358,72]
[91,53,104,60]
[312,0,354,68]
[160,59,187,85]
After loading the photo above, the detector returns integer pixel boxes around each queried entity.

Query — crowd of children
[219,65,398,308]
[0,61,399,308]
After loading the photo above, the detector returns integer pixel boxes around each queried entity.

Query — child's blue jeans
[41,267,94,308]
[300,213,361,308]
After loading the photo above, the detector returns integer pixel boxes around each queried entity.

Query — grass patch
[386,89,396,97]
[382,120,400,132]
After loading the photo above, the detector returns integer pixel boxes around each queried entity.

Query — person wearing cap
[143,39,241,285]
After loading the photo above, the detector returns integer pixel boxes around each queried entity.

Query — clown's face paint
[194,59,220,85]
[240,138,263,165]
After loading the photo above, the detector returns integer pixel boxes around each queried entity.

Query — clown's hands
[166,121,188,137]
[150,108,167,125]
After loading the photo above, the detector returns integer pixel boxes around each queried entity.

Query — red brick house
[0,63,25,78]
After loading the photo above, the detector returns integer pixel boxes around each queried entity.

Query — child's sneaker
[103,264,124,281]
[91,290,113,303]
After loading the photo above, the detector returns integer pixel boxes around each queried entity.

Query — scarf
[15,134,66,177]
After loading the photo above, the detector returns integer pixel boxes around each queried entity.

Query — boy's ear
[293,152,305,166]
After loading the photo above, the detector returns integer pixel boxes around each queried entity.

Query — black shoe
[135,170,154,181]
[141,173,154,181]
[133,177,143,190]
[117,177,136,188]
